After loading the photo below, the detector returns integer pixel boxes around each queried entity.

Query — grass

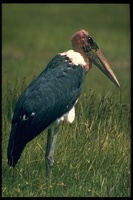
[2,4,131,197]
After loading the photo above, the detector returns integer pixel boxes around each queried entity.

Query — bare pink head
[71,30,120,87]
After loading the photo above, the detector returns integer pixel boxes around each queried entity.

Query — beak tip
[116,81,120,88]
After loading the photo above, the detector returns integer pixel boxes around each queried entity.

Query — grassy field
[2,4,130,197]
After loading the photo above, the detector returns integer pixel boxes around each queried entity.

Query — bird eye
[88,37,93,44]
[87,36,99,51]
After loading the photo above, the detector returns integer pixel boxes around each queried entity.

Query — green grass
[2,4,131,197]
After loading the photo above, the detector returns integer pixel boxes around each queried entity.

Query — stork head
[71,30,120,88]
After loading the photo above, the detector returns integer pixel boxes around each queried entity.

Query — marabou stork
[7,30,120,182]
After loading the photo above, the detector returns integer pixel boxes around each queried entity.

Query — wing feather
[8,54,85,166]
[13,55,85,141]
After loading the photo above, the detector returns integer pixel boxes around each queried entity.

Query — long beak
[88,48,120,88]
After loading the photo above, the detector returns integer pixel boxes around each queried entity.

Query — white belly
[56,98,79,125]
[57,106,75,124]
[48,98,79,130]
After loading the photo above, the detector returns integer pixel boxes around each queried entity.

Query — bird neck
[82,54,92,73]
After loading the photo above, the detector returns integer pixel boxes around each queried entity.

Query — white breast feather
[60,50,86,66]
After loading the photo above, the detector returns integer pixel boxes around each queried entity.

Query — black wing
[7,54,85,166]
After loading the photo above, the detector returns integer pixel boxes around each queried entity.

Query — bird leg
[45,127,59,185]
